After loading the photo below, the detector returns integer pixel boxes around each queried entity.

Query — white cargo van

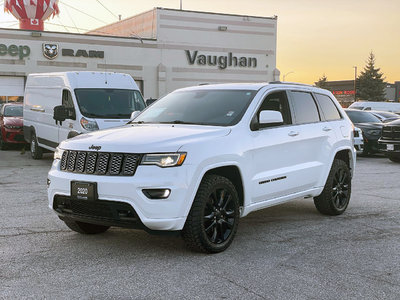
[23,71,146,159]
[348,101,400,113]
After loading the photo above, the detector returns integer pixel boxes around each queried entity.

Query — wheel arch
[202,165,245,208]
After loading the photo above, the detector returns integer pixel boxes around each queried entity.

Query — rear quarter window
[315,93,342,121]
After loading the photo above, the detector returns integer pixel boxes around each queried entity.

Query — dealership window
[0,96,23,104]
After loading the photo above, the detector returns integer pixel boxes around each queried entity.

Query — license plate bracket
[387,144,395,151]
[71,181,98,201]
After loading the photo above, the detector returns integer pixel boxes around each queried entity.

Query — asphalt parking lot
[1,148,400,299]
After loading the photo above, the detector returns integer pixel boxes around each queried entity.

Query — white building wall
[0,8,277,101]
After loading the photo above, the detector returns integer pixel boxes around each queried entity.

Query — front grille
[60,150,141,176]
[381,126,400,140]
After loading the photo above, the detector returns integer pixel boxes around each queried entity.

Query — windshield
[75,89,145,119]
[133,89,257,126]
[4,105,23,117]
[346,110,381,123]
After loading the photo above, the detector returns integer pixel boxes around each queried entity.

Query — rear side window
[290,91,320,124]
[315,93,342,121]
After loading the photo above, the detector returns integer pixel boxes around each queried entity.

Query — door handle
[323,126,332,132]
[288,131,299,137]
[30,107,45,112]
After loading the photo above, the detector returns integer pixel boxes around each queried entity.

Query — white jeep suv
[48,82,356,253]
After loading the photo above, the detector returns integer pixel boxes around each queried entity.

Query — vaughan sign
[185,50,257,69]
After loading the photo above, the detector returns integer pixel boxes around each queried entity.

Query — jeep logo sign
[89,145,102,151]
[0,44,30,60]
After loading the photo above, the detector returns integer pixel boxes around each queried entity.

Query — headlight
[365,129,381,136]
[141,153,187,167]
[80,117,99,131]
[54,147,63,160]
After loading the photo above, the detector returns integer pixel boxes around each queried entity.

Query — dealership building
[0,7,279,104]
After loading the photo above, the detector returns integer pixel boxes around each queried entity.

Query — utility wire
[64,6,80,33]
[59,1,108,24]
[96,0,119,19]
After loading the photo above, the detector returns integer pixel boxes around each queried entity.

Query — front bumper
[378,139,400,154]
[2,128,26,144]
[48,160,195,231]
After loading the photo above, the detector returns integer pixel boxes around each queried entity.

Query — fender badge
[89,145,101,151]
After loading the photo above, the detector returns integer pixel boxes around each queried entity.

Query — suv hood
[355,122,383,130]
[60,124,231,153]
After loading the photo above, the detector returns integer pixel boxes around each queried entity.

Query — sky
[0,0,399,84]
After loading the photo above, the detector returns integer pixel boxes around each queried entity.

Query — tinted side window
[315,93,342,121]
[257,91,291,128]
[290,91,320,124]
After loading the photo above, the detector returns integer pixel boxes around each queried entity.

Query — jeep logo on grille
[89,145,101,151]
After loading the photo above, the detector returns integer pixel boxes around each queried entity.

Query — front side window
[256,91,292,128]
[4,105,23,117]
[75,89,145,119]
[290,91,320,124]
[133,89,257,126]
[315,93,342,121]
[62,90,76,120]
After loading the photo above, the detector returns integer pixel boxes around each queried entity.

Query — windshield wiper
[160,120,198,125]
[130,120,146,124]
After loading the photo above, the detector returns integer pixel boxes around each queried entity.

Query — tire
[314,159,351,216]
[30,132,43,159]
[182,174,240,253]
[0,133,7,150]
[388,155,400,163]
[64,220,110,234]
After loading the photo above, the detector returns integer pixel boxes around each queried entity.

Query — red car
[0,103,27,149]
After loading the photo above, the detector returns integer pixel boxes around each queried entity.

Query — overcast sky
[0,0,399,84]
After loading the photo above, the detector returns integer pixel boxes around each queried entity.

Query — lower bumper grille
[53,195,144,229]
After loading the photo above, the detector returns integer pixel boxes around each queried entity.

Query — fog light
[142,189,171,199]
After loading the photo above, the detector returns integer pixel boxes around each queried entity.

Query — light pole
[283,71,294,81]
[353,66,357,101]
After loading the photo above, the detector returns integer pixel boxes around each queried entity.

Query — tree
[315,74,330,90]
[357,52,386,101]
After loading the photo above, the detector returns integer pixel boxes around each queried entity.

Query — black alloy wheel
[203,187,236,244]
[331,167,350,210]
[182,175,240,253]
[314,159,351,216]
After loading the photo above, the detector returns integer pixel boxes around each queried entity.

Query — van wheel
[182,175,240,253]
[30,132,43,159]
[64,220,110,234]
[314,159,351,215]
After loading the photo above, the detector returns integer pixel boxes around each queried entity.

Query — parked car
[353,127,364,154]
[345,109,384,155]
[348,101,400,114]
[369,110,400,123]
[23,71,146,160]
[48,82,356,253]
[378,119,400,162]
[0,103,27,150]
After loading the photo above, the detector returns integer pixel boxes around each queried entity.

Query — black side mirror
[146,98,157,106]
[53,105,68,125]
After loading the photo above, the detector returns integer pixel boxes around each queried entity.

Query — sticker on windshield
[226,111,235,117]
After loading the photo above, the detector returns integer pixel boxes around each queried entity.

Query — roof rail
[269,81,315,87]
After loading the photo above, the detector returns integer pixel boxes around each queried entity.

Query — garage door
[0,76,25,103]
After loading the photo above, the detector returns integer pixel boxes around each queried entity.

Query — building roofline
[156,7,277,20]
[0,27,157,42]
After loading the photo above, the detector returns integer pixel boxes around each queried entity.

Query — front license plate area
[387,144,394,151]
[71,181,98,201]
